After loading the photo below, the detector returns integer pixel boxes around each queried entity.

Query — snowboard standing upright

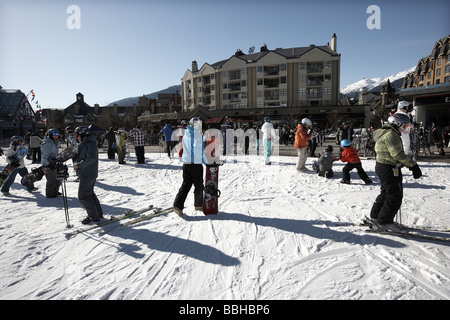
[0,145,27,188]
[203,137,222,215]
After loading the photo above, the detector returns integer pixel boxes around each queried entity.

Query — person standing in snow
[396,101,413,155]
[336,121,354,146]
[261,117,277,165]
[369,113,422,232]
[73,127,103,224]
[1,136,38,195]
[159,122,174,158]
[105,127,117,160]
[173,117,207,215]
[41,128,62,198]
[115,128,127,164]
[338,139,372,184]
[294,118,312,172]
[129,126,146,164]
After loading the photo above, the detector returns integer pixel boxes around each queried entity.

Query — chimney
[192,60,198,73]
[260,44,268,52]
[331,33,337,52]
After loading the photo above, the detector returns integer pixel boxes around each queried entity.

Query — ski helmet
[340,139,351,147]
[46,128,60,139]
[74,126,90,138]
[264,117,271,123]
[301,118,312,127]
[388,113,410,128]
[397,101,410,112]
[65,126,75,134]
[10,135,24,146]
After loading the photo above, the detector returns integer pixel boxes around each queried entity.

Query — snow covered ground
[0,151,449,300]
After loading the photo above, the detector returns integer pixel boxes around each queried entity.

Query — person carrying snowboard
[173,117,207,215]
[73,126,103,224]
[1,136,38,195]
[338,139,372,184]
[369,113,422,232]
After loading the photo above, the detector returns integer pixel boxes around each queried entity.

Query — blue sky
[1,0,449,109]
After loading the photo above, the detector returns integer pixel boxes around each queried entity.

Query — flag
[30,90,35,101]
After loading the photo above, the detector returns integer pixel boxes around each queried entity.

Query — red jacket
[340,146,361,163]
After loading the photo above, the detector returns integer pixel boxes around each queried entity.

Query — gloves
[409,164,422,179]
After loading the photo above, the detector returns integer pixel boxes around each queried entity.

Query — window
[299,75,306,83]
[257,78,263,85]
[437,69,441,76]
[280,76,286,84]
[280,63,286,71]
[324,87,331,95]
[241,68,246,75]
[428,71,432,79]
[299,62,306,70]
[437,57,442,66]
[446,65,450,74]
[324,61,332,68]
[257,66,263,73]
[299,88,306,96]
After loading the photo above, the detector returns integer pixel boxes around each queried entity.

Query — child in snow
[313,145,338,178]
[338,139,372,184]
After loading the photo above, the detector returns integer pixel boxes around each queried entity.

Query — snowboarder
[173,117,207,215]
[73,126,103,224]
[41,128,62,198]
[261,117,277,165]
[294,118,312,172]
[1,136,38,195]
[370,112,422,232]
[338,139,372,184]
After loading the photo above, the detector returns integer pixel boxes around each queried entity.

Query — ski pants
[263,139,272,164]
[135,145,145,164]
[1,167,34,192]
[296,148,308,171]
[342,162,370,182]
[173,164,204,210]
[78,176,103,219]
[45,168,62,198]
[370,162,403,224]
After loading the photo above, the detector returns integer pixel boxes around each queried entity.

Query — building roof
[0,89,27,114]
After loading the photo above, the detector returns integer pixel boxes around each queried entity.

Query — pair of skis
[64,205,173,238]
[335,217,450,242]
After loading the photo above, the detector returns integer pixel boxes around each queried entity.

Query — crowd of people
[1,100,447,231]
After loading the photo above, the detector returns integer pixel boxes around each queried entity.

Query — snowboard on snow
[0,145,28,188]
[203,137,222,215]
[21,147,77,187]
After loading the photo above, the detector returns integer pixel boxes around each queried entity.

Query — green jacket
[373,124,415,168]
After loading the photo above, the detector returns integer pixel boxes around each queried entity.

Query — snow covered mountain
[341,67,416,99]
[109,85,181,106]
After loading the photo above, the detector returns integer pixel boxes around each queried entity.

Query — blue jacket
[181,126,206,164]
[160,124,174,142]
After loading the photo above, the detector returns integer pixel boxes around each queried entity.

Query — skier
[41,128,62,198]
[338,139,372,184]
[173,117,207,215]
[261,117,277,165]
[370,112,422,232]
[73,126,103,224]
[1,136,38,195]
[294,118,312,172]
